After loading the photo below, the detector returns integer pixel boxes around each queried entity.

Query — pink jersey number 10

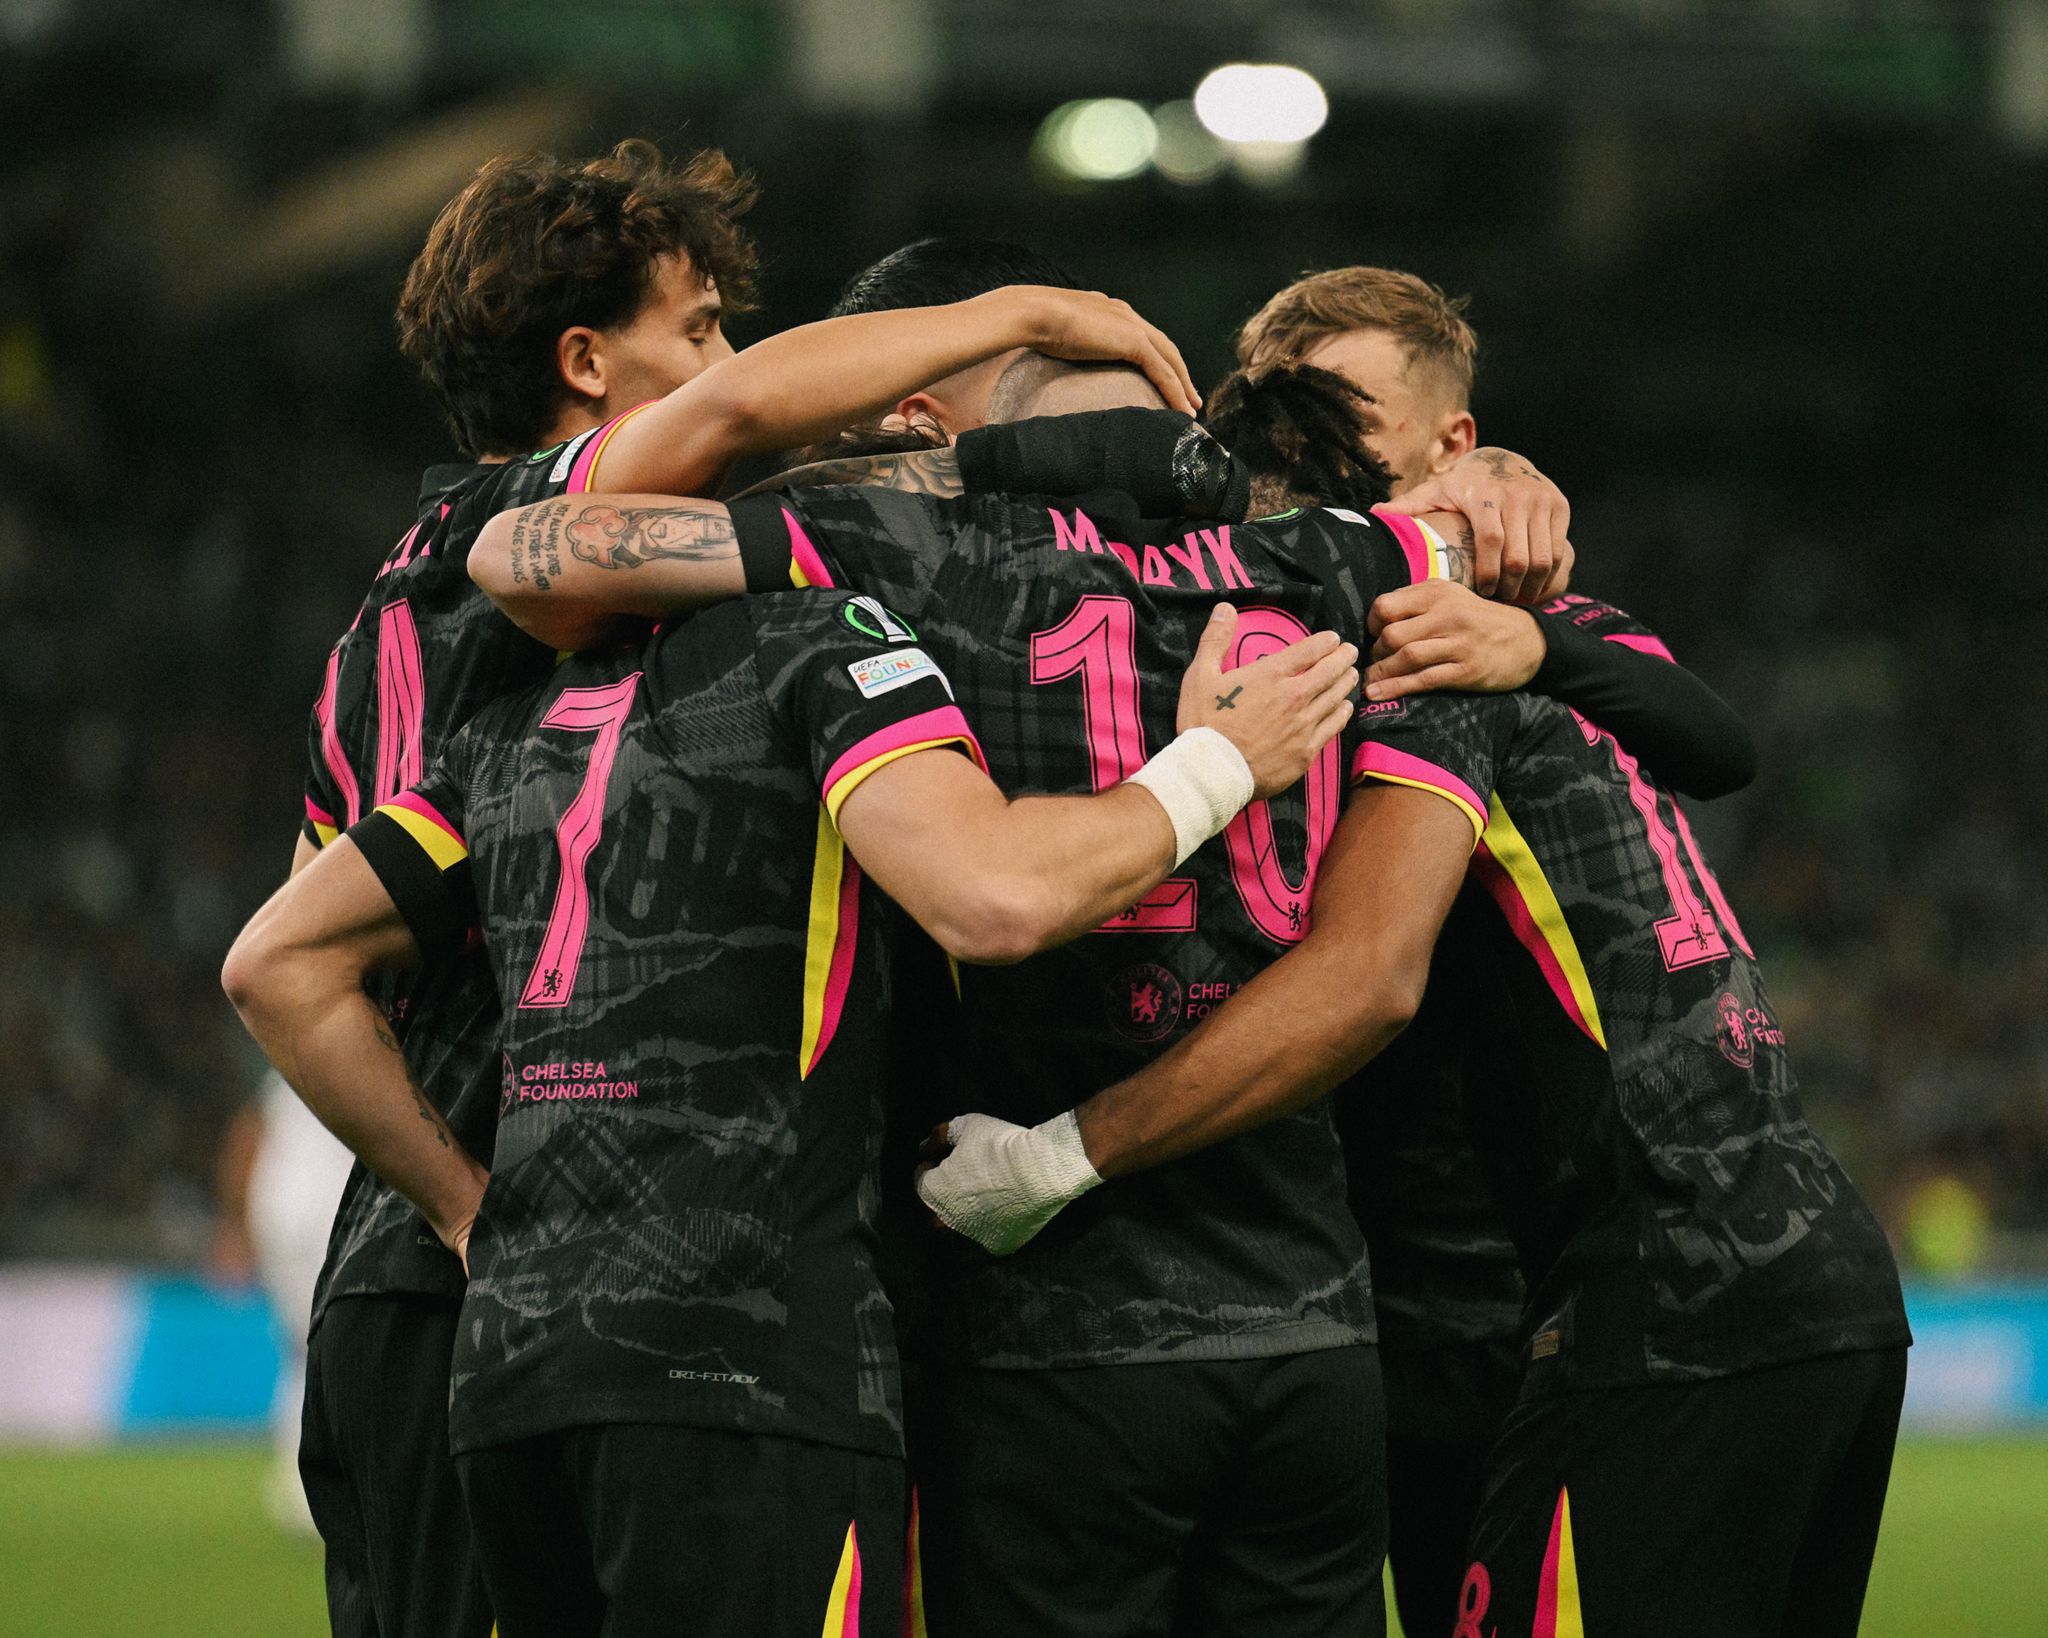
[1030,595,1338,945]
[518,673,644,1010]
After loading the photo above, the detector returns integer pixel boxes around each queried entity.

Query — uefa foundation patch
[848,647,946,699]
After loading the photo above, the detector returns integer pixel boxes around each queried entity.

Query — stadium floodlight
[1034,98,1159,183]
[1192,63,1329,146]
[1151,100,1228,186]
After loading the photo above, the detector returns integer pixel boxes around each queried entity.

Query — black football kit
[348,591,982,1637]
[1350,606,1910,1638]
[295,410,651,1638]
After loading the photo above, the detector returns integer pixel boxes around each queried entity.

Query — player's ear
[895,393,956,444]
[556,326,607,405]
[1427,407,1478,476]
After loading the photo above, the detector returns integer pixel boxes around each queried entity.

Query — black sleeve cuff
[1529,607,1613,695]
[726,494,805,593]
[349,811,476,957]
[957,409,1249,521]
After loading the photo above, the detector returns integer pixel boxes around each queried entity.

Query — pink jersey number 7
[518,674,643,1010]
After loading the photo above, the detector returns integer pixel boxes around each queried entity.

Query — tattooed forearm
[1438,517,1478,589]
[738,448,965,501]
[372,1015,453,1149]
[564,503,739,572]
[507,503,567,590]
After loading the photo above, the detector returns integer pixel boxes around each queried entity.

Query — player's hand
[1177,603,1358,799]
[914,1112,1102,1256]
[437,1194,483,1276]
[1382,447,1572,604]
[1365,581,1547,702]
[1012,287,1202,416]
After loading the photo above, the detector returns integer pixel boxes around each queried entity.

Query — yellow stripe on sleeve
[821,736,977,825]
[799,806,848,1079]
[378,802,467,872]
[1483,795,1606,1049]
[1367,770,1486,844]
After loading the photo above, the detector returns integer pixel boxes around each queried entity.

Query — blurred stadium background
[2,0,2045,1632]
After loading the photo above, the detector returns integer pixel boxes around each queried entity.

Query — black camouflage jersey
[1335,954,1526,1355]
[1350,596,1910,1389]
[345,591,979,1457]
[730,486,1458,1369]
[299,411,656,1325]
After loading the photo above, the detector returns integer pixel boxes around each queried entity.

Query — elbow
[465,545,595,652]
[467,517,517,601]
[221,920,284,1032]
[1373,970,1426,1041]
[1705,732,1761,800]
[1334,969,1425,1066]
[1676,725,1760,802]
[928,879,1063,967]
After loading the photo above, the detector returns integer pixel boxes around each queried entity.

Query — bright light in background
[1193,63,1328,145]
[1034,98,1158,182]
[1229,140,1307,188]
[1151,100,1227,186]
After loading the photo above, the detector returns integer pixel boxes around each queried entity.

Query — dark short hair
[1202,364,1395,514]
[397,139,759,457]
[828,237,1081,316]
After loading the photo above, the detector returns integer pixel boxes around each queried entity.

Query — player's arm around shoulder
[469,492,747,651]
[834,603,1360,966]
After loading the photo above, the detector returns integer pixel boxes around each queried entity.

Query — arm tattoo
[737,448,965,500]
[506,503,566,590]
[1438,518,1478,589]
[564,503,738,572]
[373,1015,452,1149]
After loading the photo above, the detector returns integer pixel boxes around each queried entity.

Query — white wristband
[915,1110,1104,1256]
[1126,726,1256,867]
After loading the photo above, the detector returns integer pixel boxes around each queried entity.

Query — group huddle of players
[223,139,1911,1638]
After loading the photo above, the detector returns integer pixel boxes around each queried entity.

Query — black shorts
[1460,1346,1907,1638]
[300,1292,492,1638]
[917,1346,1386,1638]
[457,1423,905,1638]
[1379,1333,1522,1638]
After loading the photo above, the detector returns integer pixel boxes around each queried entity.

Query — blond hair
[1235,266,1478,409]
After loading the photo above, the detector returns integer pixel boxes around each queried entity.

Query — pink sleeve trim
[822,706,986,803]
[1350,741,1487,824]
[1369,507,1433,583]
[787,510,836,589]
[566,400,659,493]
[1605,631,1675,663]
[305,797,335,828]
[384,789,464,847]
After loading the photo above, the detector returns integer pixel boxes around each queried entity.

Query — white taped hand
[914,1110,1104,1256]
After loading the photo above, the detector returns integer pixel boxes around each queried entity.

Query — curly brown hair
[397,139,760,457]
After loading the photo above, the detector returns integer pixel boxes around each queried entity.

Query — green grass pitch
[0,1439,2042,1635]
